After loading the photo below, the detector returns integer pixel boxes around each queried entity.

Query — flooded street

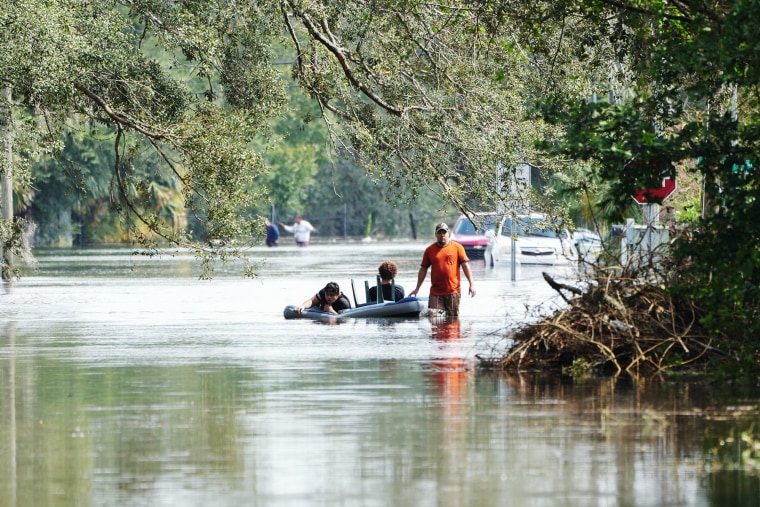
[1,243,759,506]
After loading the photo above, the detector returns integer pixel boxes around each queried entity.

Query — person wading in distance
[279,215,315,247]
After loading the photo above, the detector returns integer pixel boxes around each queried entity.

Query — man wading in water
[409,222,476,317]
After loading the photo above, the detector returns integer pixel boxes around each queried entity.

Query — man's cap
[325,281,340,294]
[435,222,449,233]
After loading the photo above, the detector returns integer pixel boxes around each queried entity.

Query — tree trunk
[1,86,13,290]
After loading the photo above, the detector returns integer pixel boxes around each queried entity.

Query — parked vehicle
[450,213,502,259]
[452,212,592,265]
[572,229,604,262]
[484,213,578,267]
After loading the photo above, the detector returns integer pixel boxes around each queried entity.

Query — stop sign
[632,177,676,204]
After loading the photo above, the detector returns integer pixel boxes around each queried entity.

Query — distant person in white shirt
[279,215,316,247]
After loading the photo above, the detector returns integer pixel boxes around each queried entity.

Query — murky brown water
[1,243,758,506]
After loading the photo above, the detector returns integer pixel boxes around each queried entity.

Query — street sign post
[632,177,677,204]
[631,176,676,265]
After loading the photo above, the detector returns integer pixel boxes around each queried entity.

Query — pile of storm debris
[478,264,728,376]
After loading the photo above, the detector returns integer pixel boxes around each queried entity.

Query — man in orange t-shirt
[409,222,476,316]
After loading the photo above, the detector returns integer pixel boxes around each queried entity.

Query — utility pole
[1,86,13,290]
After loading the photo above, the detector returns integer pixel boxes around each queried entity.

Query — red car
[450,213,502,260]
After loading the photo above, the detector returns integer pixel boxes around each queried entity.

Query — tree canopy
[2,0,599,274]
[281,0,605,215]
[2,1,289,275]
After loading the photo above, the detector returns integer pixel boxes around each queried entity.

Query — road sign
[632,177,676,204]
[496,163,531,197]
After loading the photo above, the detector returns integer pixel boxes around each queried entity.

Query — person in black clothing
[368,260,405,303]
[294,282,352,315]
[265,218,280,247]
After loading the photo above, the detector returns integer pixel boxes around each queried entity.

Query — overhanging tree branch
[76,84,170,141]
[286,5,404,117]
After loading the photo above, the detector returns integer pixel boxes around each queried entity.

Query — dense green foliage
[281,0,596,217]
[523,0,760,344]
[2,1,289,275]
[2,2,469,264]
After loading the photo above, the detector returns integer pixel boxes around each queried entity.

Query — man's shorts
[428,293,461,317]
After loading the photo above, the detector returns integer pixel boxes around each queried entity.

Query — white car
[572,228,603,262]
[484,214,578,267]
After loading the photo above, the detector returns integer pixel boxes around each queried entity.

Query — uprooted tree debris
[479,263,730,376]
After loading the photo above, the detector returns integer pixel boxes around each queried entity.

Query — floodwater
[1,242,759,507]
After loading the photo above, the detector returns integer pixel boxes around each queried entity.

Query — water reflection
[1,246,760,506]
[429,316,469,402]
[426,317,472,507]
[3,322,17,507]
